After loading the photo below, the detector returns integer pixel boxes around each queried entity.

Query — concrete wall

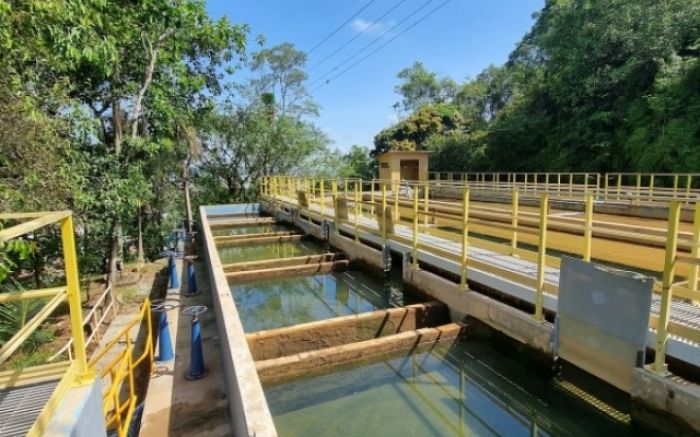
[45,379,107,437]
[403,265,554,356]
[632,368,700,433]
[200,207,278,437]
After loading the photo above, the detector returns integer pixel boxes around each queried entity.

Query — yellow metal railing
[262,176,700,372]
[0,211,93,437]
[88,298,154,437]
[426,172,700,203]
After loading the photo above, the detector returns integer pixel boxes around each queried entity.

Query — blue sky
[206,0,543,153]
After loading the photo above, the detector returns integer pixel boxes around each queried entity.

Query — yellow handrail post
[423,183,430,226]
[557,174,561,199]
[689,203,700,303]
[357,179,364,218]
[511,190,519,256]
[583,193,593,262]
[534,194,549,321]
[604,175,609,201]
[636,174,642,202]
[381,183,388,244]
[545,173,550,194]
[333,194,340,234]
[460,188,470,290]
[652,201,681,374]
[354,180,360,242]
[393,181,400,221]
[648,174,655,202]
[617,174,622,200]
[412,185,419,270]
[61,214,90,379]
[686,175,693,203]
[320,179,325,219]
[673,174,679,200]
[332,179,338,210]
[596,173,601,198]
[370,180,376,216]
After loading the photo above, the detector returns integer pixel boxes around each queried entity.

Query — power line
[309,0,436,87]
[306,0,378,55]
[313,0,452,92]
[308,0,410,72]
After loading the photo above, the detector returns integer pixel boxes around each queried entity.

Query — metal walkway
[286,198,700,366]
[0,380,58,437]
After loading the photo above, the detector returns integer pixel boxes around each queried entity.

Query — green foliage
[377,0,700,173]
[0,281,55,352]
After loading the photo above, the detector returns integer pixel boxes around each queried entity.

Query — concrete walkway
[139,256,230,436]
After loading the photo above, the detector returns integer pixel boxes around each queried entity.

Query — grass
[119,285,140,304]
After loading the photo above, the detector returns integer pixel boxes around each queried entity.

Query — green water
[211,224,290,236]
[266,340,639,437]
[230,270,419,332]
[217,239,326,264]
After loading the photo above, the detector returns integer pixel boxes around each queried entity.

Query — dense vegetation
[0,1,365,286]
[374,0,700,173]
[1,0,699,288]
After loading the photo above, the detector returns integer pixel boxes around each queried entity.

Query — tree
[196,43,330,204]
[393,61,457,113]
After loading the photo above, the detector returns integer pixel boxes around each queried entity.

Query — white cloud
[351,18,396,34]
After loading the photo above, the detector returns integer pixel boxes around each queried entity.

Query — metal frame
[263,176,700,372]
[0,211,94,436]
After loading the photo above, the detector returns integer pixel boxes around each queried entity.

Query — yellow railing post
[604,175,609,201]
[617,174,622,200]
[689,202,700,302]
[61,214,89,378]
[648,174,655,202]
[511,190,519,256]
[393,181,400,221]
[320,179,325,218]
[557,174,561,199]
[534,193,549,321]
[412,185,419,270]
[423,184,430,226]
[460,188,470,290]
[596,173,601,198]
[583,193,593,262]
[673,174,679,200]
[370,180,376,216]
[686,175,693,203]
[381,183,388,244]
[354,180,360,242]
[652,201,681,374]
[332,179,338,208]
[636,174,642,201]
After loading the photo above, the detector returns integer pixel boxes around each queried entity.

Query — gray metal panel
[557,256,653,392]
[0,380,58,437]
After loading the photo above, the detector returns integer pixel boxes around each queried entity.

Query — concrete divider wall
[200,205,278,437]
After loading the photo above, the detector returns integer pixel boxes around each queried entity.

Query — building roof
[376,150,433,159]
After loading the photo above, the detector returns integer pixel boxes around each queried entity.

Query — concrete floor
[139,257,230,437]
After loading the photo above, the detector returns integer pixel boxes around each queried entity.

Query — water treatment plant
[3,172,700,436]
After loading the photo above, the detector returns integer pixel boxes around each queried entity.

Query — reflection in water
[231,270,418,333]
[217,239,326,264]
[211,224,290,236]
[266,341,636,437]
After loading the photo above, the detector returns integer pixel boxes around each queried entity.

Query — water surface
[217,239,326,264]
[211,224,290,237]
[231,270,418,332]
[266,340,637,437]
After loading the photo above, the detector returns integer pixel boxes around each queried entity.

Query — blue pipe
[168,254,179,289]
[187,261,198,296]
[185,316,206,379]
[156,311,174,362]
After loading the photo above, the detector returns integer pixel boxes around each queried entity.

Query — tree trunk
[137,207,145,265]
[183,157,193,234]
